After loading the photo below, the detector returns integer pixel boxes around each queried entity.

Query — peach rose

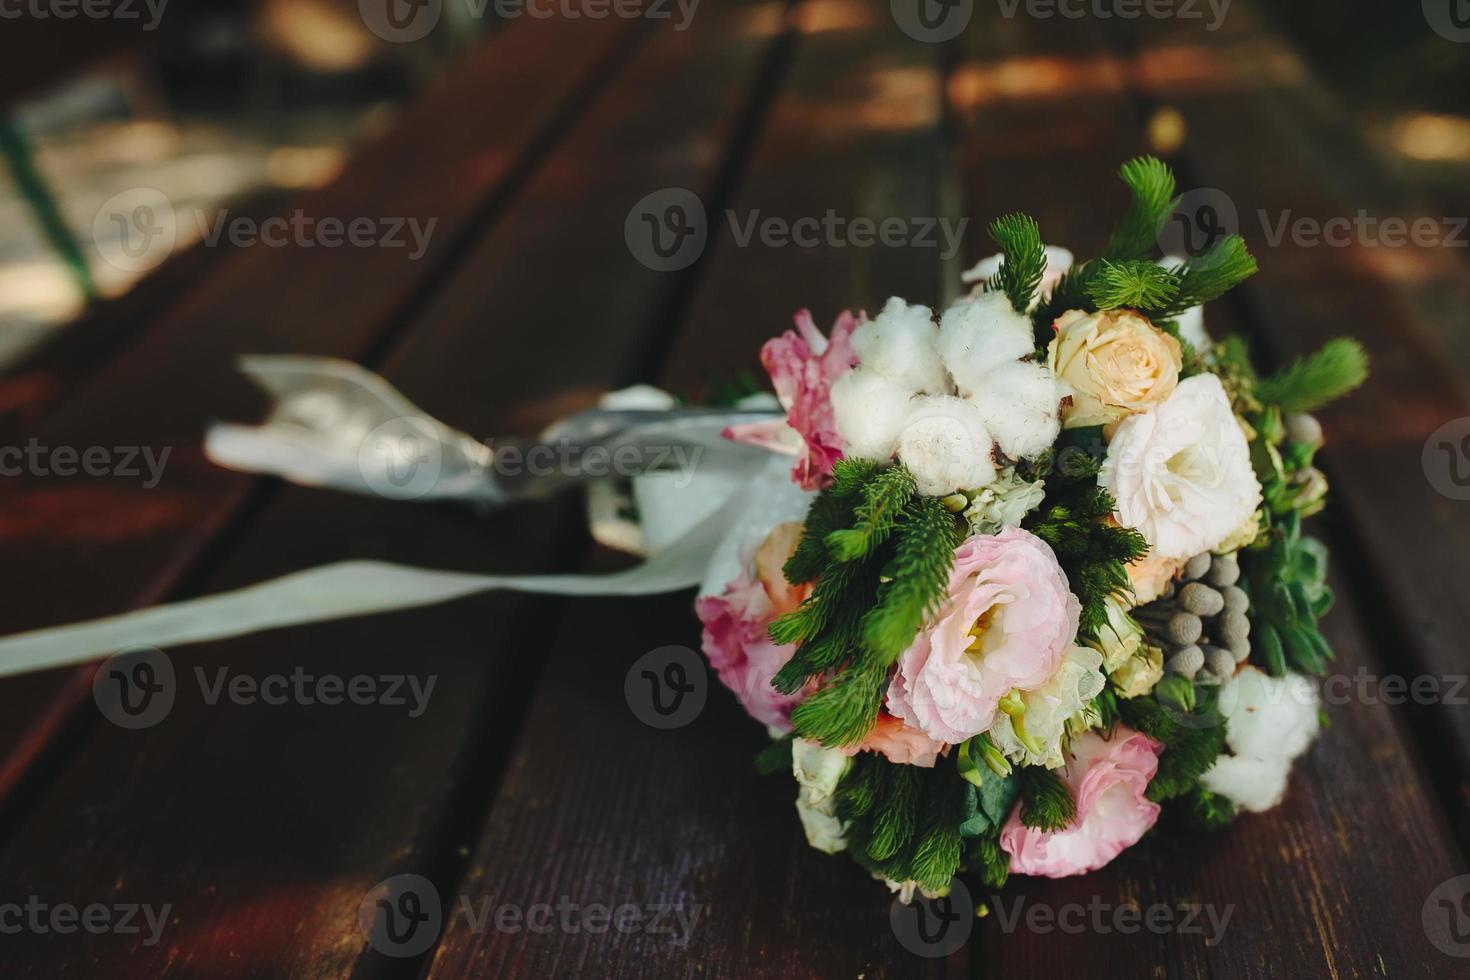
[1047,309,1182,428]
[843,711,947,768]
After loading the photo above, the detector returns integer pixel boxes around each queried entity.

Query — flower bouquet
[698,157,1367,898]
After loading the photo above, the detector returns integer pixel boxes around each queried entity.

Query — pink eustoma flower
[999,727,1163,877]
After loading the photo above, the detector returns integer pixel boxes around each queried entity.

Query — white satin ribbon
[0,361,812,679]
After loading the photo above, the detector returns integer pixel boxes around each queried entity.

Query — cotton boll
[938,292,1035,395]
[897,395,997,495]
[1199,753,1292,814]
[830,368,913,461]
[850,297,948,394]
[1199,667,1321,814]
[968,360,1068,460]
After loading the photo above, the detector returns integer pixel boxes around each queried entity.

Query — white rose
[792,738,851,854]
[849,297,947,394]
[896,395,997,496]
[1201,667,1320,813]
[1100,373,1262,560]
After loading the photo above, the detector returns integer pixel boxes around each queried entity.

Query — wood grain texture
[0,12,639,806]
[0,12,789,980]
[424,3,963,977]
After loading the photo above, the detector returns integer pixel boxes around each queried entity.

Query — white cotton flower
[964,465,1046,535]
[850,297,948,394]
[792,738,850,854]
[1157,256,1210,352]
[967,360,1068,460]
[938,292,1035,395]
[987,646,1106,770]
[830,368,914,461]
[1100,373,1262,560]
[896,395,997,496]
[1200,667,1320,813]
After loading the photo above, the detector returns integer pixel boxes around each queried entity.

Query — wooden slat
[424,3,961,977]
[951,8,1467,978]
[0,11,639,803]
[0,5,782,978]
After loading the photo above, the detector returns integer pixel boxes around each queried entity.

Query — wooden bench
[0,1,1465,976]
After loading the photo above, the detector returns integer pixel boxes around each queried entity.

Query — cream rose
[1047,309,1182,428]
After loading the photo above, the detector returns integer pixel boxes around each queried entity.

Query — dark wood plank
[0,5,782,979]
[424,3,962,977]
[950,8,1467,978]
[0,11,639,803]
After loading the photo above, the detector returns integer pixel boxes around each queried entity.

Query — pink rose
[842,710,948,768]
[725,309,860,490]
[887,528,1080,744]
[999,728,1163,878]
[695,522,813,731]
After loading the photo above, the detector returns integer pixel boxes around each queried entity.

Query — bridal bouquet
[697,158,1367,898]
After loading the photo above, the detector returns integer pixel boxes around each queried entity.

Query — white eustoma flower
[849,297,948,394]
[1100,373,1262,560]
[792,738,851,854]
[987,645,1105,769]
[1201,666,1320,813]
[897,395,997,496]
[830,368,914,461]
[964,465,1046,535]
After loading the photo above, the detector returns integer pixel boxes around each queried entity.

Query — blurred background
[0,0,1467,368]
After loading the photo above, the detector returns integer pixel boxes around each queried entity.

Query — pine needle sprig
[1087,259,1180,311]
[1117,687,1229,802]
[1017,766,1077,831]
[1152,235,1258,319]
[788,656,887,746]
[826,466,916,561]
[1256,339,1368,413]
[1103,156,1177,261]
[861,496,963,664]
[987,212,1047,314]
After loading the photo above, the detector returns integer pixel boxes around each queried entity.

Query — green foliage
[1118,686,1230,802]
[1256,339,1369,413]
[1241,512,1335,676]
[1103,156,1178,261]
[987,212,1047,314]
[787,656,887,747]
[1181,784,1236,831]
[861,496,965,665]
[837,754,969,893]
[957,754,1019,836]
[754,736,793,775]
[826,466,915,561]
[1152,236,1258,319]
[1017,766,1077,831]
[966,833,1011,889]
[1086,259,1180,311]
